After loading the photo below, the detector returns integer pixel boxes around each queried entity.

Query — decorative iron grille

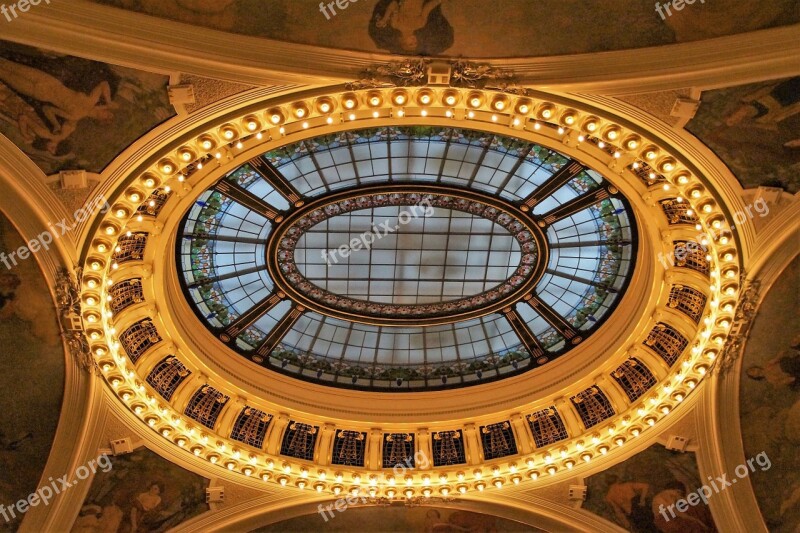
[112,232,148,263]
[611,358,657,401]
[184,385,229,429]
[527,407,569,448]
[667,284,707,323]
[644,322,688,366]
[280,421,319,461]
[146,356,190,400]
[383,433,415,468]
[479,422,518,460]
[331,430,367,467]
[659,199,699,225]
[673,240,710,276]
[119,319,161,363]
[137,189,172,218]
[109,278,144,314]
[570,386,615,429]
[432,430,466,467]
[230,407,272,448]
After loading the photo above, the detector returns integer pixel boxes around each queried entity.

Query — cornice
[1,0,798,94]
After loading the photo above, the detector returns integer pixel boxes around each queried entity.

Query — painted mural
[92,0,800,58]
[71,447,209,533]
[687,77,800,193]
[0,40,173,175]
[253,506,539,532]
[0,213,64,532]
[740,255,800,532]
[583,444,717,533]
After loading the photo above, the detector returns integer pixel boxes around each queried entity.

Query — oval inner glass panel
[293,205,522,305]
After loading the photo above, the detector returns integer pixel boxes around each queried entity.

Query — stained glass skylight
[178,126,637,391]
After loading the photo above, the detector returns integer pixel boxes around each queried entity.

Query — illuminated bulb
[492,467,500,477]
[297,481,306,490]
[631,428,641,437]
[302,121,309,129]
[279,477,287,486]
[445,110,452,118]
[326,117,333,124]
[565,460,575,470]
[445,95,456,105]
[526,458,535,468]
[397,109,405,117]
[533,122,541,130]
[541,108,552,119]
[404,488,414,498]
[599,445,609,455]
[607,129,618,140]
[476,482,485,492]
[557,127,565,134]
[512,118,520,126]
[87,280,97,288]
[577,135,585,142]
[247,121,258,131]
[692,189,702,198]
[528,471,539,480]
[270,114,281,124]
[645,150,656,160]
[494,100,505,110]
[394,94,406,105]
[344,99,356,109]
[85,297,97,306]
[439,474,447,483]
[663,162,674,172]
[256,132,263,139]
[581,453,592,463]
[458,485,467,494]
[223,129,235,140]
[319,103,331,113]
[214,152,221,159]
[420,110,428,117]
[598,141,606,148]
[349,113,356,121]
[279,127,285,134]
[197,162,203,169]
[369,96,381,106]
[420,94,431,105]
[470,97,481,107]
[467,111,474,118]
[261,472,270,481]
[473,470,482,479]
[491,114,498,122]
[632,162,640,169]
[333,486,342,495]
[105,227,115,235]
[457,472,465,482]
[518,104,530,113]
[627,139,638,149]
[295,108,306,118]
[201,140,213,150]
[586,121,597,131]
[546,466,557,476]
[615,437,625,447]
[493,479,503,489]
[614,151,621,158]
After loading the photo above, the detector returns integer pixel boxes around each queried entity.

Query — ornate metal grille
[659,198,699,225]
[673,240,710,276]
[611,358,657,401]
[383,433,415,468]
[479,422,517,461]
[109,278,144,314]
[527,407,569,448]
[146,356,190,401]
[112,232,148,263]
[570,386,615,429]
[230,407,272,448]
[137,189,172,218]
[644,322,688,366]
[628,161,666,186]
[331,430,367,467]
[184,385,229,429]
[280,421,319,461]
[667,284,707,323]
[432,430,466,467]
[119,319,161,363]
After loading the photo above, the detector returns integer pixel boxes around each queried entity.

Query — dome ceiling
[177,127,635,390]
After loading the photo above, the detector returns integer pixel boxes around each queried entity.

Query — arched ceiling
[0,3,797,532]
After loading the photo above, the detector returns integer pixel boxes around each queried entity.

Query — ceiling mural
[740,255,800,532]
[582,443,717,532]
[90,0,800,58]
[0,41,173,176]
[71,447,210,533]
[687,77,800,193]
[252,506,540,532]
[0,213,64,533]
